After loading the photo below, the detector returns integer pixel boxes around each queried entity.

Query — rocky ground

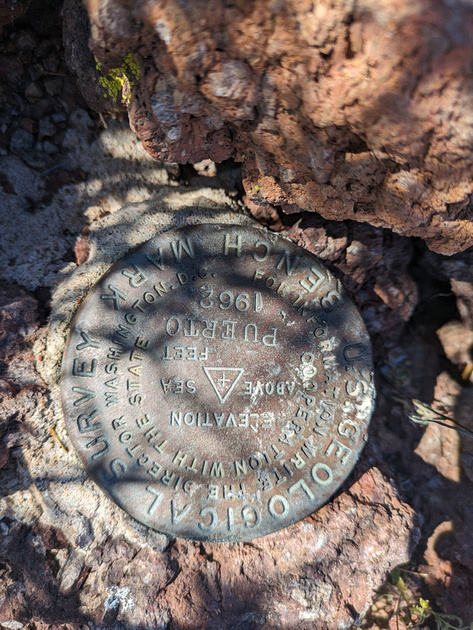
[1,2,473,629]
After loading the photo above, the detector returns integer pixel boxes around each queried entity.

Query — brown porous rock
[0,200,420,628]
[67,0,473,255]
[0,465,418,629]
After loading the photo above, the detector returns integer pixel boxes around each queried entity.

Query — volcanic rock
[66,0,473,254]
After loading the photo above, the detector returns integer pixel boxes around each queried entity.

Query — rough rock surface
[0,196,419,629]
[426,247,473,330]
[416,373,473,622]
[69,0,473,254]
[0,283,41,392]
[0,416,416,630]
[4,4,473,625]
[1,323,418,630]
[284,216,418,348]
[373,317,473,622]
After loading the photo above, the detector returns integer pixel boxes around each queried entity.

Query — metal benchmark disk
[61,223,375,542]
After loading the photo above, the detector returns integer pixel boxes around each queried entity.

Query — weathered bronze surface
[61,224,375,541]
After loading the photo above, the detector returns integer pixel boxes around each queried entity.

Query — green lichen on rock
[95,53,140,106]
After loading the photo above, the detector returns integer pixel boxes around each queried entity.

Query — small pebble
[69,108,94,130]
[43,76,62,96]
[20,51,33,66]
[51,111,67,124]
[18,117,37,135]
[36,40,53,58]
[194,159,218,177]
[21,149,54,170]
[42,53,59,73]
[0,56,24,87]
[42,140,59,155]
[25,82,43,103]
[10,128,34,153]
[38,117,56,139]
[15,30,37,52]
[28,63,43,82]
[29,97,55,119]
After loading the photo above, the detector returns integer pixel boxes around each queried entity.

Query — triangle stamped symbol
[203,367,244,404]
